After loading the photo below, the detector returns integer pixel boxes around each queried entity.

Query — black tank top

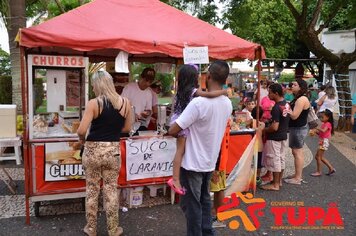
[289,95,309,128]
[86,98,126,141]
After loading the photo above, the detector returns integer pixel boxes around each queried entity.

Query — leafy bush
[0,75,12,104]
[279,73,295,83]
[156,73,174,96]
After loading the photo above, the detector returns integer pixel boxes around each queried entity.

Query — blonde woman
[77,70,132,236]
[318,86,337,113]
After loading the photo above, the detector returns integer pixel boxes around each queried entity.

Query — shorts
[210,170,226,192]
[319,138,330,150]
[289,126,308,149]
[263,140,287,172]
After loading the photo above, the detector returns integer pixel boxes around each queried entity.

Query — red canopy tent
[19,0,265,61]
[19,0,266,225]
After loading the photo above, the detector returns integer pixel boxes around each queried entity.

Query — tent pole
[20,46,31,225]
[254,46,263,195]
[256,47,262,119]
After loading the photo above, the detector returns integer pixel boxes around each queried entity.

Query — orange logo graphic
[217,192,266,231]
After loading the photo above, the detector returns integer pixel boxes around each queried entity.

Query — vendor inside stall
[121,67,156,132]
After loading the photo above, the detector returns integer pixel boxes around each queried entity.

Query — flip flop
[310,173,322,177]
[284,178,302,185]
[167,178,186,195]
[283,175,295,179]
[261,180,283,187]
[326,169,336,176]
[260,184,279,191]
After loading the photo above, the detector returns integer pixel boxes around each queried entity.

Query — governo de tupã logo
[217,192,344,231]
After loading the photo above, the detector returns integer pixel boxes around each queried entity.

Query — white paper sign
[125,137,176,181]
[183,46,209,64]
[45,142,85,181]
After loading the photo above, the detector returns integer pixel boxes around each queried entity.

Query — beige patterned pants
[82,141,120,236]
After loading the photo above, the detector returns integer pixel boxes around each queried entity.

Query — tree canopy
[0,48,10,76]
[222,0,298,58]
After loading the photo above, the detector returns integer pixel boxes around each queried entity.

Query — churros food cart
[18,0,265,224]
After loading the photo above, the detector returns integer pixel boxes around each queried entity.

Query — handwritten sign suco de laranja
[125,137,176,181]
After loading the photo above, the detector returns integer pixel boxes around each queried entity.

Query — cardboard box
[0,105,17,138]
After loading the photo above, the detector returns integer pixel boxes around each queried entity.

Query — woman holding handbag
[285,79,310,185]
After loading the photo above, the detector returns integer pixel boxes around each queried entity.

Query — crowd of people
[76,62,339,235]
[227,79,337,187]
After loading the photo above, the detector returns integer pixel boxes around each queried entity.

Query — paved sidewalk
[0,135,355,236]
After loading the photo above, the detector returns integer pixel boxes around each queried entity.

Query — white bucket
[127,187,144,206]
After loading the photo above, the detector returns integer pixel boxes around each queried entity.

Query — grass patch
[158,97,172,105]
[35,99,79,114]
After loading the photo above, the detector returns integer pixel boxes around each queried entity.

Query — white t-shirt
[122,82,153,127]
[255,87,268,103]
[151,89,158,107]
[319,97,337,112]
[242,108,253,120]
[316,91,326,102]
[176,96,232,172]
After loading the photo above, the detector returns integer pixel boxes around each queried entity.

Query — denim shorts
[289,126,308,149]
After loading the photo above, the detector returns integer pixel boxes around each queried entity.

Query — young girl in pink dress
[310,109,336,176]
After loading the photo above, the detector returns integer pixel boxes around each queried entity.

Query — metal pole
[20,46,31,225]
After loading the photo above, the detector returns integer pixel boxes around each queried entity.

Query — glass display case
[27,55,89,140]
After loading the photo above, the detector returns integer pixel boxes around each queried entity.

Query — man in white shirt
[121,68,155,130]
[169,60,232,236]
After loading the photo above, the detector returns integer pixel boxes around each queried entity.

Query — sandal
[84,226,97,236]
[113,227,123,236]
[310,172,322,177]
[326,169,336,176]
[260,180,282,187]
[284,178,302,185]
[167,178,186,195]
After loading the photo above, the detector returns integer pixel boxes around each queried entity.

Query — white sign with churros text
[45,142,85,181]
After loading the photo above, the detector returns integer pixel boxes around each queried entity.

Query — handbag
[307,108,319,129]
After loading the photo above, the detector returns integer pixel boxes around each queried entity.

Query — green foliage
[222,0,298,58]
[0,49,10,76]
[279,73,295,83]
[130,62,174,95]
[318,0,356,31]
[196,2,220,25]
[156,73,174,96]
[162,0,220,26]
[130,63,153,82]
[0,75,12,104]
[33,77,44,110]
[25,0,48,20]
[47,0,90,18]
[0,0,10,26]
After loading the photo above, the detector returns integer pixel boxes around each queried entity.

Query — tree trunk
[333,65,352,131]
[9,0,26,113]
